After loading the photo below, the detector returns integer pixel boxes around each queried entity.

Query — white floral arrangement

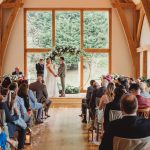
[2,74,23,81]
[49,46,85,61]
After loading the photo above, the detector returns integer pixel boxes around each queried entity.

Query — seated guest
[99,82,115,110]
[28,90,43,123]
[104,86,125,131]
[116,77,129,92]
[128,77,135,85]
[18,80,43,123]
[18,83,30,111]
[2,77,11,89]
[103,75,112,83]
[89,82,101,127]
[1,88,9,101]
[140,82,150,98]
[12,67,23,78]
[16,95,32,126]
[29,76,52,117]
[0,122,7,150]
[129,83,150,108]
[0,95,26,150]
[96,78,108,99]
[99,94,150,150]
[81,80,95,123]
[0,80,2,94]
[8,82,28,128]
[147,79,150,93]
[121,78,130,92]
[0,121,18,150]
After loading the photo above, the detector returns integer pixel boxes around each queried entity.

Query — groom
[58,57,66,97]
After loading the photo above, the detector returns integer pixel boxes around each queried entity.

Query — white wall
[3,0,134,77]
[140,16,150,77]
[140,17,150,47]
[147,51,150,78]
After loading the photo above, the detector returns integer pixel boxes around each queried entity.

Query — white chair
[95,108,104,141]
[109,109,122,122]
[113,136,150,150]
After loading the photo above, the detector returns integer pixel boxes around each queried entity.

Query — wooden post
[80,10,84,92]
[143,51,148,77]
[0,6,2,77]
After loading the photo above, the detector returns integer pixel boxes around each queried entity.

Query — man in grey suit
[29,76,52,117]
[58,57,66,97]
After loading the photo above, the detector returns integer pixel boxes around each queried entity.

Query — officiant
[36,59,44,78]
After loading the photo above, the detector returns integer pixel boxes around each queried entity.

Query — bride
[45,58,59,97]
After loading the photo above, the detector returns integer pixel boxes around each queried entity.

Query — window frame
[24,8,112,92]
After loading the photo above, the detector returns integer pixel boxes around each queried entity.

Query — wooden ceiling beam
[1,2,16,8]
[136,2,143,10]
[141,0,150,28]
[112,2,136,9]
[136,9,145,44]
[137,45,150,52]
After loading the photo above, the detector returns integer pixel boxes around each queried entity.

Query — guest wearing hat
[103,75,112,82]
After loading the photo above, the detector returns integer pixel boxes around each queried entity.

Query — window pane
[27,53,47,82]
[27,11,52,48]
[27,53,80,87]
[55,11,80,49]
[83,53,109,89]
[84,11,109,49]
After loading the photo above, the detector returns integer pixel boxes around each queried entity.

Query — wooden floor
[30,108,98,150]
[51,98,82,108]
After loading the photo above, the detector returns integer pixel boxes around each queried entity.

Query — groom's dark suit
[58,63,66,95]
[99,116,150,150]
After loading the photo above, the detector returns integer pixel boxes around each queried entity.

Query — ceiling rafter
[136,8,145,44]
[112,0,136,8]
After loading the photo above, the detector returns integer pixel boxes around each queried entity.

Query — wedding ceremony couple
[36,57,66,97]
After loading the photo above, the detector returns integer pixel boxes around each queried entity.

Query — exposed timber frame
[0,0,24,77]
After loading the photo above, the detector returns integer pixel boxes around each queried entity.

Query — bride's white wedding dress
[45,63,59,97]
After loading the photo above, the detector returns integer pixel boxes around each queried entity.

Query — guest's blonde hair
[140,82,148,93]
[106,82,115,101]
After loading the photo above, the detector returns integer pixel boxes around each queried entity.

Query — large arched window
[25,8,111,92]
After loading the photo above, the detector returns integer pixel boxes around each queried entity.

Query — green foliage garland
[49,46,85,61]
